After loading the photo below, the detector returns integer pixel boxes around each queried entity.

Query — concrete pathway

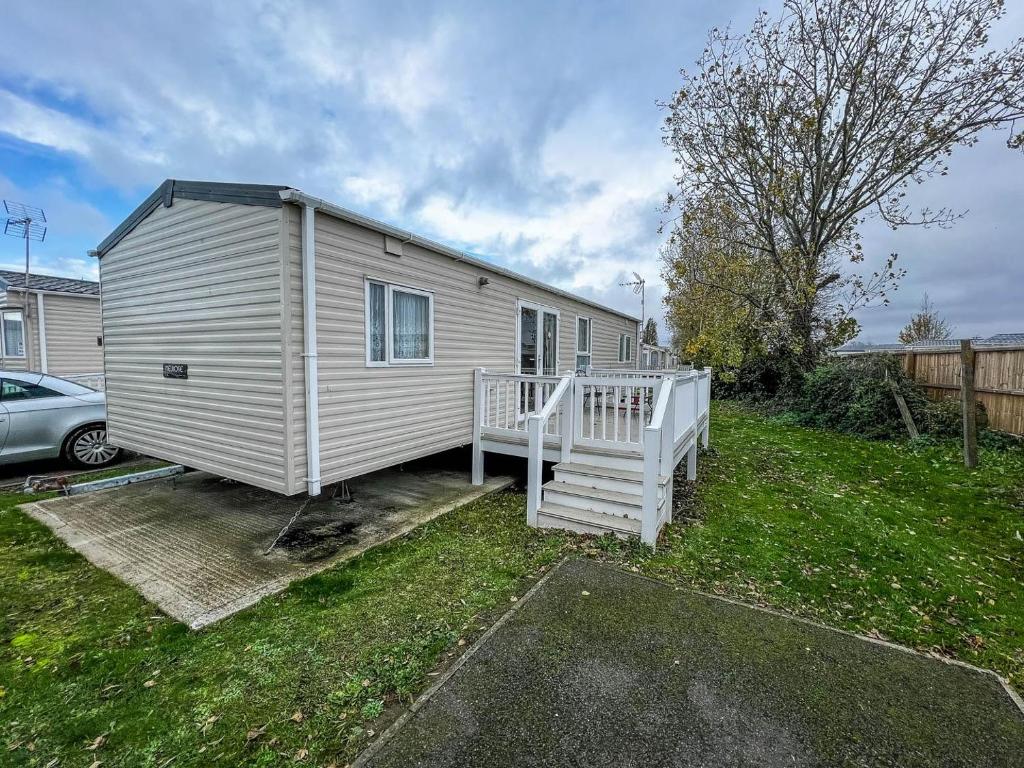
[359,559,1024,768]
[26,468,512,628]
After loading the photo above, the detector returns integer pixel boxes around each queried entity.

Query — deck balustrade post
[527,414,543,525]
[641,426,660,548]
[661,381,675,477]
[701,367,711,446]
[560,375,574,463]
[686,442,697,481]
[472,367,485,485]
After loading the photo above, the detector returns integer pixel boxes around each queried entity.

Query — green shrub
[794,354,929,440]
[917,397,988,438]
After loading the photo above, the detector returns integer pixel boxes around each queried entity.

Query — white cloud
[0,92,97,157]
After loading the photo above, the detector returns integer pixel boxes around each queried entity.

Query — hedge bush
[794,354,928,440]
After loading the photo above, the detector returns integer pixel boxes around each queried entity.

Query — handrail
[526,374,574,524]
[641,378,675,544]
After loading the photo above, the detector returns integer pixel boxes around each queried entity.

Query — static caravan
[94,180,710,546]
[640,342,678,371]
[0,270,104,380]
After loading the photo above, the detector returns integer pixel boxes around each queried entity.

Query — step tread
[570,444,643,459]
[538,502,642,533]
[553,462,644,483]
[542,480,643,506]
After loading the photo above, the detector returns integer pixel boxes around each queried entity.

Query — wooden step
[542,480,655,519]
[537,502,641,537]
[554,461,643,484]
[553,462,672,493]
[568,447,643,471]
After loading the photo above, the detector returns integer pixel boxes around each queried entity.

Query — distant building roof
[0,270,99,296]
[834,342,903,354]
[985,332,1024,345]
[837,333,1024,355]
[902,338,965,349]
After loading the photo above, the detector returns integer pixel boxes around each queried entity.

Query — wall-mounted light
[478,276,490,287]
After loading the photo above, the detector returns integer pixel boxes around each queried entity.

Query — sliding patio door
[518,301,559,376]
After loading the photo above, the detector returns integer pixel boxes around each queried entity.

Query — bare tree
[898,293,954,343]
[662,0,1024,368]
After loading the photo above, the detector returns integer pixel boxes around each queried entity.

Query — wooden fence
[894,345,1024,436]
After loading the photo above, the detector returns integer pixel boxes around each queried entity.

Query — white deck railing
[572,374,662,451]
[526,375,574,524]
[473,366,712,546]
[478,372,564,438]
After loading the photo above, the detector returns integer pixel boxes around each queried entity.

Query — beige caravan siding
[100,198,291,492]
[304,208,639,485]
[38,294,103,375]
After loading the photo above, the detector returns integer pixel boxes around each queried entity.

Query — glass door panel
[519,307,538,374]
[542,311,558,375]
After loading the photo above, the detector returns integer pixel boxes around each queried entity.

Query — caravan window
[618,333,633,363]
[1,311,25,358]
[576,316,592,371]
[365,280,434,366]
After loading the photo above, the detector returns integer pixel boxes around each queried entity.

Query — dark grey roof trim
[94,179,289,257]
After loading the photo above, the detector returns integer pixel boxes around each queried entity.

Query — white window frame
[1,310,26,359]
[618,333,634,363]
[364,278,435,367]
[575,315,592,371]
[515,299,560,374]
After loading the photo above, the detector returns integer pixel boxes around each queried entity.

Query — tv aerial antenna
[619,271,646,355]
[3,200,47,366]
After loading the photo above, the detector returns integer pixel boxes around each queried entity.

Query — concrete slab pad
[26,467,512,628]
[360,559,1024,768]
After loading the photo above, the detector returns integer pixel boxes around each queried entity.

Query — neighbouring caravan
[0,270,104,379]
[93,180,641,497]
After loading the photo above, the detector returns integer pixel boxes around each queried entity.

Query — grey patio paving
[360,558,1024,768]
[25,465,512,629]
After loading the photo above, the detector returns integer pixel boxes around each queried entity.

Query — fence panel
[898,347,1024,435]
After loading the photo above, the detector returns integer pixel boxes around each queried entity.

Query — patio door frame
[515,298,560,375]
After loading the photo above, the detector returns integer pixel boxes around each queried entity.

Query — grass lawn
[2,403,1022,766]
[603,402,1024,688]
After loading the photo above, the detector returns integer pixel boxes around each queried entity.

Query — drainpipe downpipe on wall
[279,189,323,498]
[36,292,47,373]
[301,201,322,497]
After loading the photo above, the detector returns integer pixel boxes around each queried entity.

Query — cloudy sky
[0,0,1020,344]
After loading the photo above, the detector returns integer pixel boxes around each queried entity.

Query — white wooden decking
[473,368,711,547]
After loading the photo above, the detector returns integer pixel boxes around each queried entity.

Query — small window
[575,316,592,371]
[2,311,25,358]
[1,380,61,401]
[365,279,434,366]
[618,333,633,363]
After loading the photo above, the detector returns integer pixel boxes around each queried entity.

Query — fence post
[960,339,978,469]
[472,368,485,485]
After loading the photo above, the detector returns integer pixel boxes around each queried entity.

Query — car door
[0,379,79,462]
[0,402,9,451]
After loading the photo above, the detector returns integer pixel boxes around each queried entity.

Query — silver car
[0,370,121,468]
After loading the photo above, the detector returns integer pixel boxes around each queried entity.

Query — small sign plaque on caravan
[162,363,188,379]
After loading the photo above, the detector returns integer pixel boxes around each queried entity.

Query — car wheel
[65,425,122,469]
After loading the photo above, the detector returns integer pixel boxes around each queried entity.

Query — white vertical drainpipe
[301,202,322,496]
[36,292,48,373]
